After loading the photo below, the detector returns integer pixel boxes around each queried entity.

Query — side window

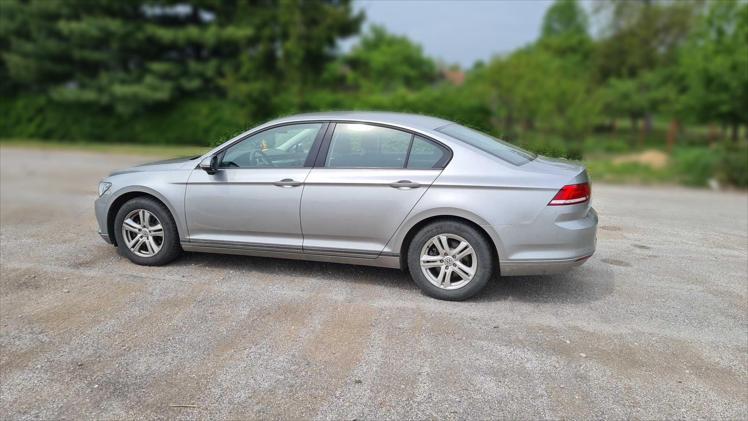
[407,136,447,169]
[220,123,323,168]
[326,123,412,168]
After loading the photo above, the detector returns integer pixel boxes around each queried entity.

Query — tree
[681,0,748,141]
[593,0,698,137]
[223,0,363,114]
[541,0,589,40]
[335,25,438,92]
[1,0,363,115]
[537,0,593,70]
[594,0,697,80]
[479,46,599,141]
[600,69,678,147]
[474,0,597,142]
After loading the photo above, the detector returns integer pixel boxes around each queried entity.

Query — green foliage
[1,0,362,115]
[718,142,748,187]
[476,44,600,141]
[519,136,583,160]
[672,143,748,188]
[680,0,748,137]
[585,159,676,185]
[0,138,208,158]
[601,69,680,124]
[541,0,589,40]
[594,0,697,80]
[584,144,747,187]
[334,25,438,92]
[0,0,746,187]
[673,147,720,186]
[0,94,247,145]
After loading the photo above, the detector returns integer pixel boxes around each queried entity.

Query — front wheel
[407,221,495,301]
[113,197,182,266]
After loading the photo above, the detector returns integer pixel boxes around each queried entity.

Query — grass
[0,138,208,158]
[584,156,678,185]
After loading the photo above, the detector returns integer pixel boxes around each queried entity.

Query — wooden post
[666,119,679,153]
[708,123,718,144]
[731,122,739,142]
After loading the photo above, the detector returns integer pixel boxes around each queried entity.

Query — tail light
[548,182,590,206]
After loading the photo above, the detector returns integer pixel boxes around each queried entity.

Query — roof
[269,111,454,131]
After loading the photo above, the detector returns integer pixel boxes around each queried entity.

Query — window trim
[206,121,330,170]
[314,121,452,170]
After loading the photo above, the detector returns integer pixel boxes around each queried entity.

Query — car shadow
[173,251,417,292]
[478,265,615,304]
[171,252,614,304]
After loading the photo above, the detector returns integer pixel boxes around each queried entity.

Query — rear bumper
[500,253,593,276]
[497,206,597,276]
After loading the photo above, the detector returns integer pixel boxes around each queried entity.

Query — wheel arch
[396,211,503,272]
[106,188,181,246]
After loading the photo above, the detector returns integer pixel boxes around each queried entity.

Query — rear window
[436,124,535,165]
[326,123,411,168]
[407,136,447,169]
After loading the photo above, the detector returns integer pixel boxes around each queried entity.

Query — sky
[346,0,567,68]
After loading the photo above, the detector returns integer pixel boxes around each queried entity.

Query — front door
[301,123,449,256]
[185,122,326,250]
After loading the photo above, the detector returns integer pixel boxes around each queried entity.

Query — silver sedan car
[95,111,597,300]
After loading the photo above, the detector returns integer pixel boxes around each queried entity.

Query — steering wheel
[251,149,274,167]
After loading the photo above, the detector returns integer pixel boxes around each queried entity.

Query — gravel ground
[1,146,747,419]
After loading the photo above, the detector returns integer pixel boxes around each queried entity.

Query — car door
[184,122,327,250]
[301,122,450,256]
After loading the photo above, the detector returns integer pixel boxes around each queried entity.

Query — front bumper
[95,194,113,244]
[98,230,113,244]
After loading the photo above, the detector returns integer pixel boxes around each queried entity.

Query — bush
[582,135,632,154]
[517,136,583,160]
[671,144,748,188]
[719,142,748,187]
[0,95,249,145]
[673,147,720,186]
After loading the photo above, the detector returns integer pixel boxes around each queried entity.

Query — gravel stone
[1,147,746,419]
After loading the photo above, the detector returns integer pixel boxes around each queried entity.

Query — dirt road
[1,146,746,419]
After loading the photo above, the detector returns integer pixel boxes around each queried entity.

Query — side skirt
[181,240,401,269]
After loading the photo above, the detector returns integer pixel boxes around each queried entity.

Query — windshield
[436,124,536,166]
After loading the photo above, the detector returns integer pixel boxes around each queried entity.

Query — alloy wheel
[419,233,477,290]
[121,209,164,257]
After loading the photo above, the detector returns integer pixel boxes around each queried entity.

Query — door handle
[389,180,422,189]
[273,178,302,188]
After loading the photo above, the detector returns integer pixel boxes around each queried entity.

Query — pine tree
[1,0,362,115]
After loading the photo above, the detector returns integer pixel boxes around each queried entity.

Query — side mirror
[199,155,219,175]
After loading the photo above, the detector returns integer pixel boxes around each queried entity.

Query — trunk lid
[523,155,588,184]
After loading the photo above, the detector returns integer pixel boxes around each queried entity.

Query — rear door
[300,123,450,256]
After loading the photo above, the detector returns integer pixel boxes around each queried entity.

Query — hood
[110,156,198,176]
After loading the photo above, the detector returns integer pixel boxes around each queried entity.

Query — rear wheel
[113,197,182,266]
[407,220,495,300]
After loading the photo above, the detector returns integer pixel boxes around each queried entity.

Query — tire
[407,220,495,301]
[113,197,182,266]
